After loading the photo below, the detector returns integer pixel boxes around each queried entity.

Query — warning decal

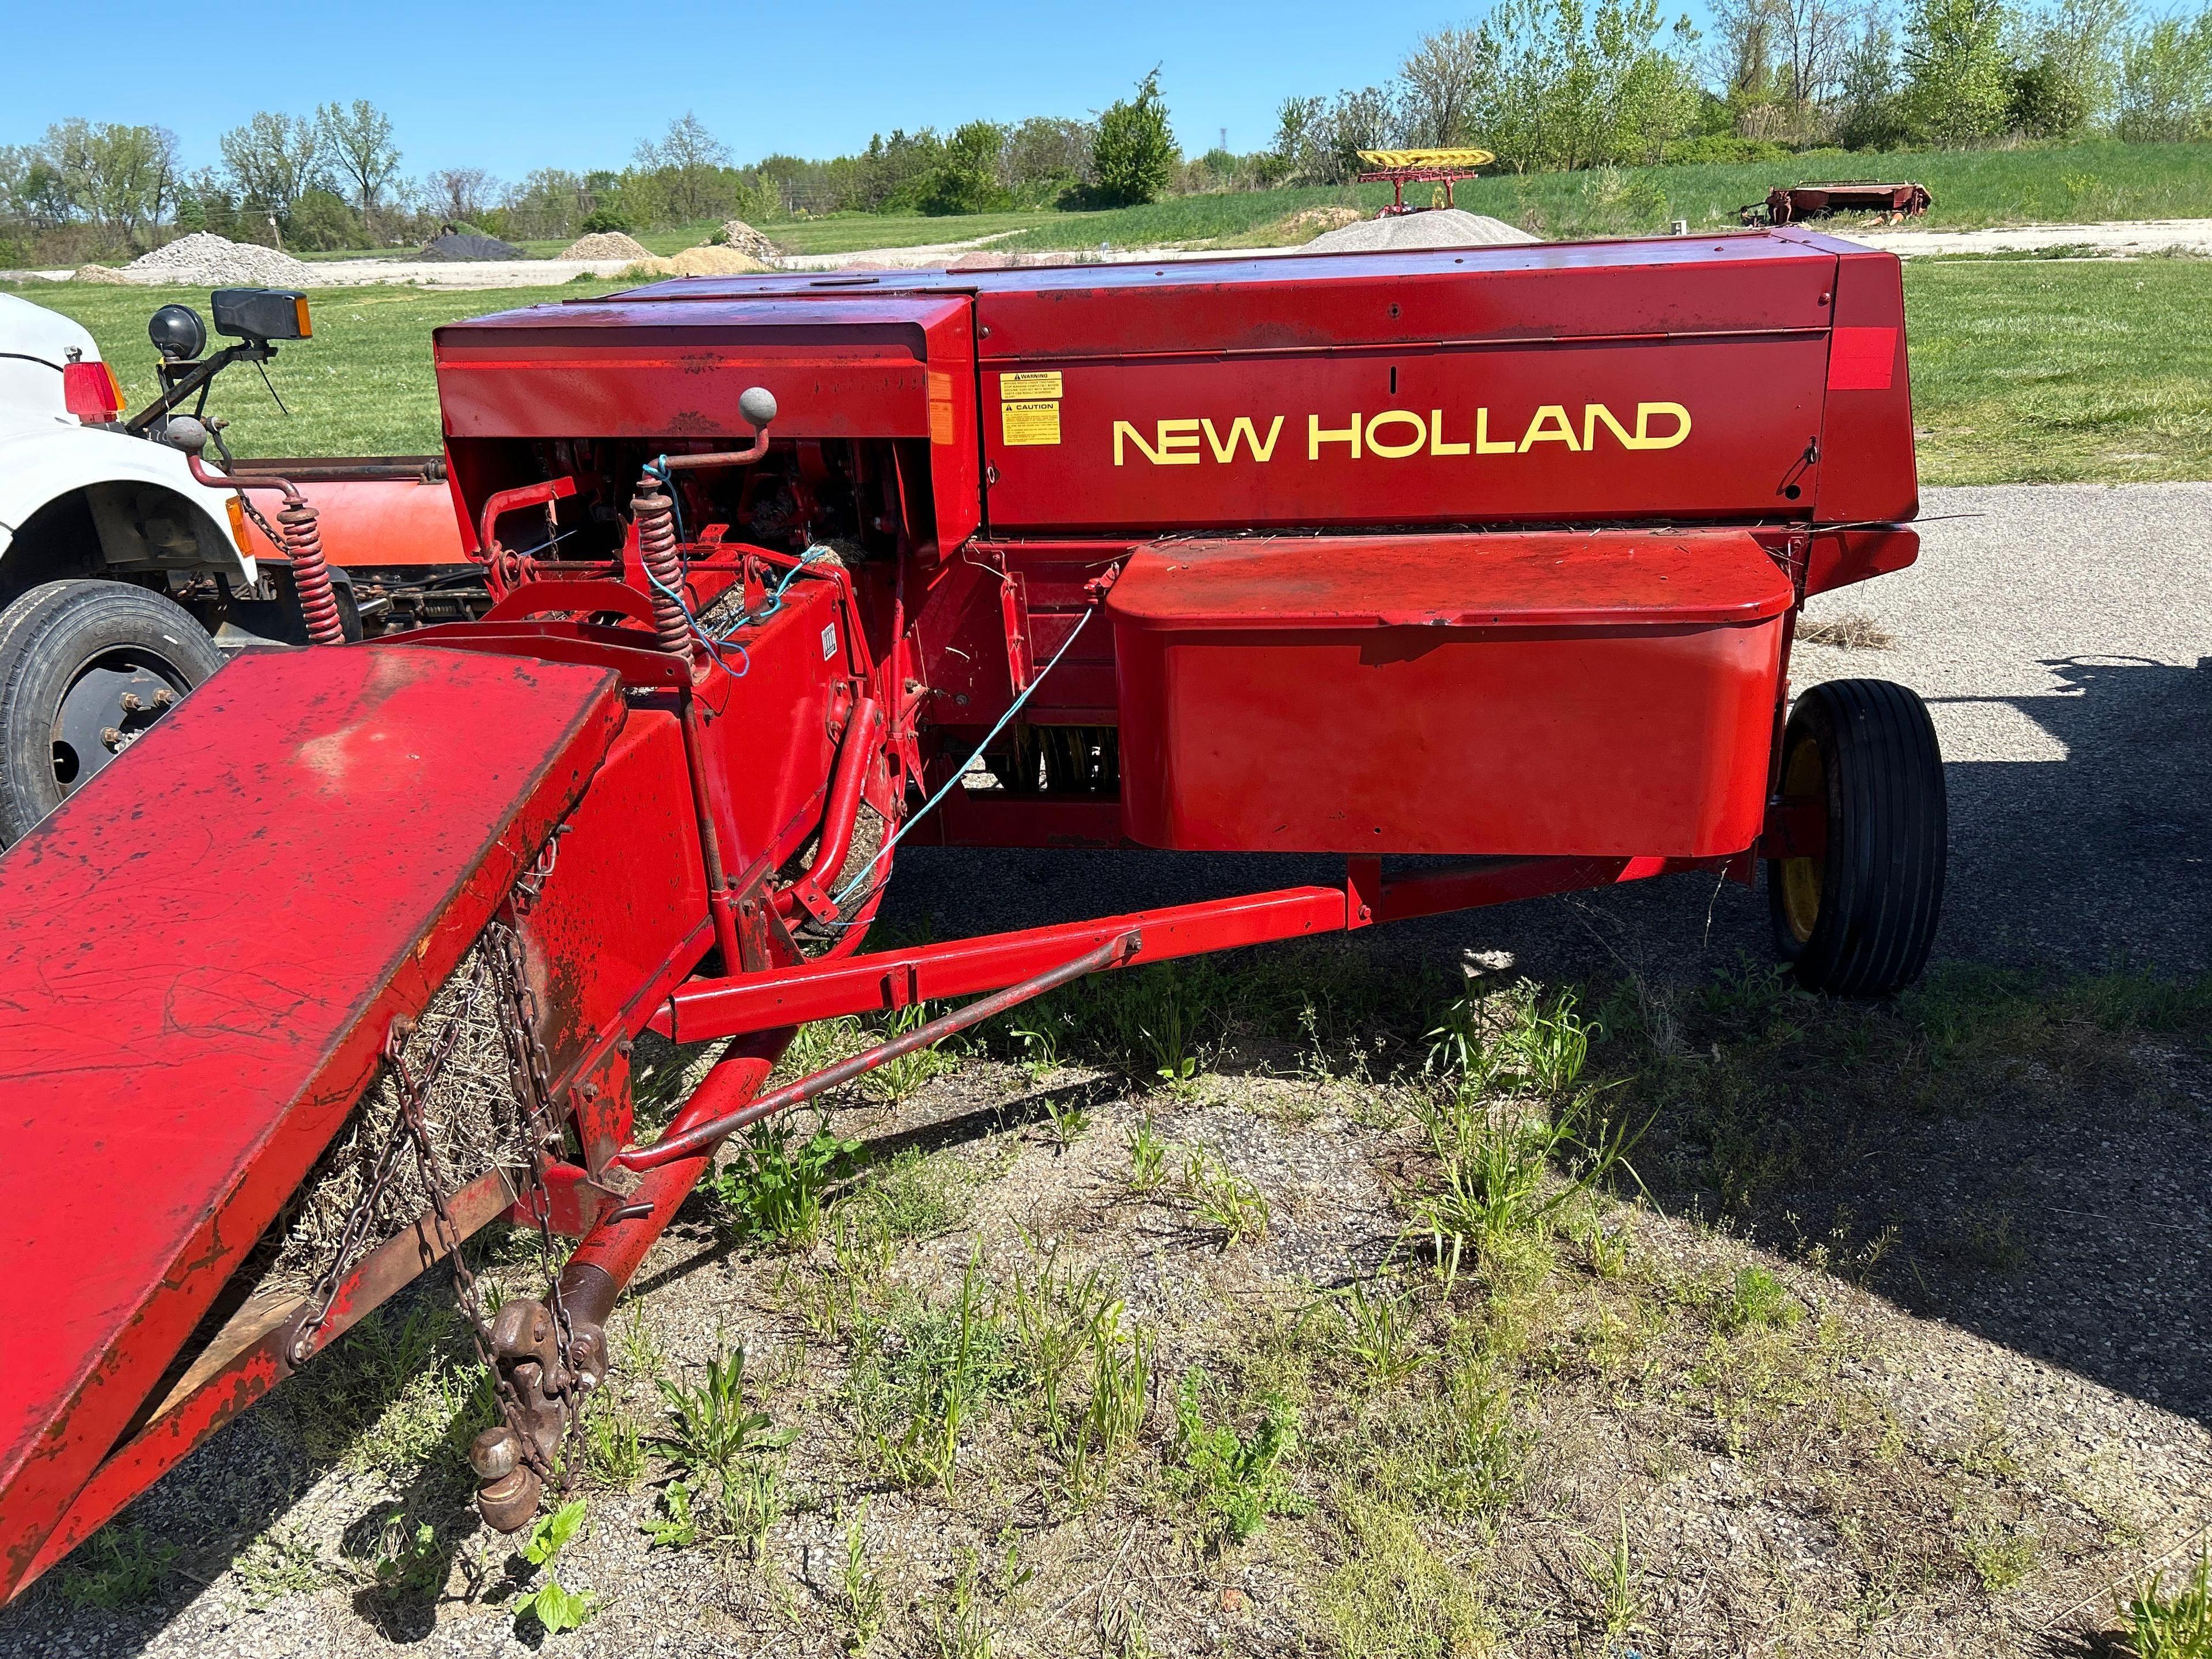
[1001,400,1062,446]
[1000,370,1063,399]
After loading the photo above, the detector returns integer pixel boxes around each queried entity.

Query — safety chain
[293,828,589,1493]
[483,832,591,1488]
[289,954,497,1365]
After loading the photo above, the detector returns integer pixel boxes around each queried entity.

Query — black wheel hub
[49,650,191,794]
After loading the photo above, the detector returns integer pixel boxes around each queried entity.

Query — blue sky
[2,0,1707,183]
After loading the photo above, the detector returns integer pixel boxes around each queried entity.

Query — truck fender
[0,425,255,589]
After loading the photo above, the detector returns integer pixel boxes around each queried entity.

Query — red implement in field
[0,228,1946,1598]
[1745,181,1934,225]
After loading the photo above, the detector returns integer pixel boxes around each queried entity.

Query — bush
[579,207,632,234]
[1091,70,1177,206]
[918,120,1013,215]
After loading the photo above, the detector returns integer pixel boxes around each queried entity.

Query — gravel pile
[419,230,527,260]
[1304,206,1540,252]
[557,229,652,260]
[121,232,317,286]
[69,263,133,284]
[668,245,771,275]
[714,218,780,260]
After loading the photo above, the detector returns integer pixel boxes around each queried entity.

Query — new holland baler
[0,228,1944,1596]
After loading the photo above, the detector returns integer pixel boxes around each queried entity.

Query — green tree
[1900,0,2017,141]
[1091,69,1177,206]
[218,111,326,224]
[1466,0,1702,171]
[38,119,180,251]
[1400,26,1489,143]
[919,121,1012,214]
[1835,9,1911,145]
[316,100,399,224]
[2116,6,2212,139]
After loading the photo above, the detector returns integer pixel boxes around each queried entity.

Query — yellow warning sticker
[929,397,956,445]
[1001,369,1063,399]
[1001,400,1062,446]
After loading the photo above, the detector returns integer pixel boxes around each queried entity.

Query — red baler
[0,228,1944,1596]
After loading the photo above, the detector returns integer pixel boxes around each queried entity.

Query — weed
[1721,1265,1802,1334]
[1365,1358,1528,1524]
[1963,1518,2038,1594]
[1065,1304,1155,1499]
[1329,1281,1430,1388]
[513,1499,595,1635]
[853,1146,970,1241]
[234,1528,327,1608]
[57,1525,176,1610]
[1580,1503,1644,1645]
[714,1118,858,1247]
[1321,1494,1494,1658]
[2119,1545,2212,1658]
[1428,980,1598,1100]
[585,1397,647,1489]
[839,1502,887,1652]
[855,1253,1020,1494]
[353,1512,444,1597]
[1005,1243,1113,1434]
[1797,613,1897,649]
[653,1339,796,1552]
[616,1298,669,1382]
[641,1480,700,1550]
[1181,1149,1271,1248]
[1043,1090,1093,1148]
[870,1001,956,1103]
[1009,1017,1062,1081]
[934,1546,995,1659]
[1124,1115,1168,1193]
[278,1299,494,1474]
[1408,1084,1639,1291]
[1172,1368,1302,1547]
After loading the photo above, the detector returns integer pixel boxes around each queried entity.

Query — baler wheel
[1766,678,1946,997]
[0,579,223,846]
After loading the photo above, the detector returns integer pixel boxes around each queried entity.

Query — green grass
[1006,139,2212,250]
[13,233,2212,487]
[1902,255,2212,484]
[5,279,628,456]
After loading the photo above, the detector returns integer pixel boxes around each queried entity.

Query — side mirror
[211,289,312,344]
[149,305,206,362]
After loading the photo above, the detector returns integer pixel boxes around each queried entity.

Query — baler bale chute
[0,228,1946,1597]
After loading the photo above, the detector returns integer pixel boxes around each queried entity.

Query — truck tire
[1765,678,1946,997]
[0,580,224,845]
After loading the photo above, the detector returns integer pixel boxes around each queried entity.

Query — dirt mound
[557,230,652,261]
[123,232,316,287]
[1275,206,1366,241]
[70,264,134,285]
[669,245,771,276]
[418,231,526,261]
[713,219,780,260]
[1304,207,1540,252]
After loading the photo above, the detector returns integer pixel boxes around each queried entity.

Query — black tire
[0,580,222,845]
[1765,678,1946,997]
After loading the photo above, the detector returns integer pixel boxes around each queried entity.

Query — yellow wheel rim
[1778,734,1824,945]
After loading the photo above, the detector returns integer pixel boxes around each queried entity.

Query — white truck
[0,289,468,844]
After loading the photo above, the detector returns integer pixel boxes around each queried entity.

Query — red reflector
[1827,327,1896,392]
[62,361,123,419]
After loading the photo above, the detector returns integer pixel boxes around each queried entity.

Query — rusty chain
[294,825,589,1493]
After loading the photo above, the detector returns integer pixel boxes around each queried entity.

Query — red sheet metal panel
[1108,530,1793,857]
[0,645,623,1596]
[435,294,980,549]
[230,475,468,571]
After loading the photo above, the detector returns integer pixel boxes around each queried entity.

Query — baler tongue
[0,645,623,1596]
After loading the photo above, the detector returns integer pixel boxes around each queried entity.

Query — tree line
[4,0,2210,266]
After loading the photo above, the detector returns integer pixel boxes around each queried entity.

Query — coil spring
[278,491,346,647]
[631,474,692,657]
